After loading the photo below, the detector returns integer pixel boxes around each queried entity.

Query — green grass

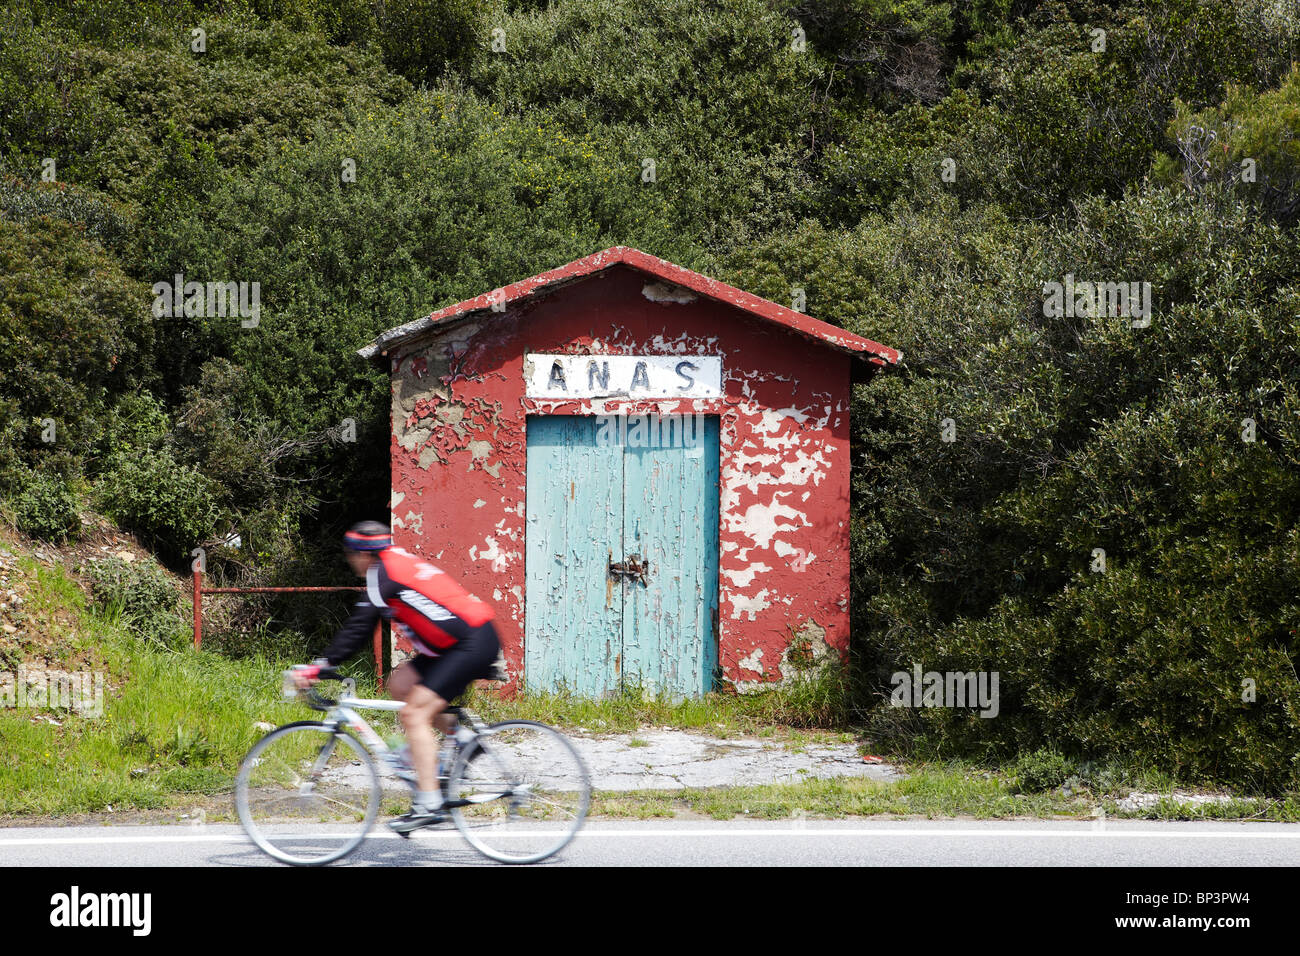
[584,766,1300,822]
[457,671,856,740]
[1105,796,1299,822]
[0,551,392,818]
[587,766,1077,821]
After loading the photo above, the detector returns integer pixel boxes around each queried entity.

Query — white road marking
[0,834,251,847]
[568,828,1300,839]
[0,826,1296,848]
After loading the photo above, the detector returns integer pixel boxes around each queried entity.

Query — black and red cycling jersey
[320,547,494,666]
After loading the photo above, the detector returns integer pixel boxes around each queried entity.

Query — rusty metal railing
[191,569,385,690]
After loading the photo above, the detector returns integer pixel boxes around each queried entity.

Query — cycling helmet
[343,520,392,551]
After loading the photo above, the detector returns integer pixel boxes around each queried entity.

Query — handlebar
[283,664,348,711]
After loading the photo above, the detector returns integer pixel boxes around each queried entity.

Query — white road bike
[235,667,590,866]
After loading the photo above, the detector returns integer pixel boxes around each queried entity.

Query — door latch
[609,554,650,586]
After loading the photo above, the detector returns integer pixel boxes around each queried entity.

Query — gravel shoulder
[565,728,899,790]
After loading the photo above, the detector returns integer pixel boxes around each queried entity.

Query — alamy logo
[889,665,1000,718]
[152,272,260,327]
[50,886,151,936]
[595,413,707,449]
[1042,274,1151,326]
[0,666,104,717]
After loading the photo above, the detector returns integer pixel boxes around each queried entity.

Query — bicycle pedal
[387,809,448,834]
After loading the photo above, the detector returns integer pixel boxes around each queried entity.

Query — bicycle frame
[313,678,492,785]
[317,678,405,756]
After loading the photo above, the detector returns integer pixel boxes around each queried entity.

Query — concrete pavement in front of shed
[561,729,902,790]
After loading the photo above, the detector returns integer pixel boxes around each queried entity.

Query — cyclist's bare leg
[386,661,419,701]
[400,684,448,795]
[388,663,454,732]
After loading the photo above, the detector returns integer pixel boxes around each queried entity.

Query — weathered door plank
[524,415,622,694]
[621,416,720,697]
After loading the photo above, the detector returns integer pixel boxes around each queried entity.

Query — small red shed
[360,247,899,698]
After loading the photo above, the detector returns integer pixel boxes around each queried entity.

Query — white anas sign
[525,354,722,399]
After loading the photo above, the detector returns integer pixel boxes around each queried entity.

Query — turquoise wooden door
[524,415,719,697]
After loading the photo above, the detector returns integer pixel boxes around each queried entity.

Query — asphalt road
[1,819,1297,867]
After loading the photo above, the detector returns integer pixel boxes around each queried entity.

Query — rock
[1116,790,1253,812]
[116,551,136,563]
[2,623,16,634]
[254,721,276,732]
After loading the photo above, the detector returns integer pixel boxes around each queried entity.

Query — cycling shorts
[407,621,500,703]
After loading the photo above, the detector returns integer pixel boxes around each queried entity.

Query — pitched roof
[358,246,902,368]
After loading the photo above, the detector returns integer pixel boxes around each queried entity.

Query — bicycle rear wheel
[446,720,590,864]
[235,721,380,866]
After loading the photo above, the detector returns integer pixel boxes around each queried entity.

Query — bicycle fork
[301,734,341,795]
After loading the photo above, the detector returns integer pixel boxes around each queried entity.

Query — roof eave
[356,246,902,367]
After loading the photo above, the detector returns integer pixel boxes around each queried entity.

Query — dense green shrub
[470,0,817,149]
[812,92,1011,222]
[138,87,702,555]
[947,0,1297,217]
[373,0,480,84]
[97,451,224,558]
[775,0,956,110]
[92,392,171,468]
[1154,64,1300,220]
[0,14,410,203]
[0,174,133,249]
[84,556,181,646]
[842,184,1300,791]
[8,0,206,46]
[0,216,153,488]
[1012,749,1074,793]
[11,473,81,542]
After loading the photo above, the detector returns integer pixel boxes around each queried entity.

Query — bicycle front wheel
[235,721,381,866]
[446,720,591,864]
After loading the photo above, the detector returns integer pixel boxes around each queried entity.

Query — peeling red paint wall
[386,265,856,694]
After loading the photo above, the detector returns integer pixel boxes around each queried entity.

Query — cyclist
[294,520,501,833]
